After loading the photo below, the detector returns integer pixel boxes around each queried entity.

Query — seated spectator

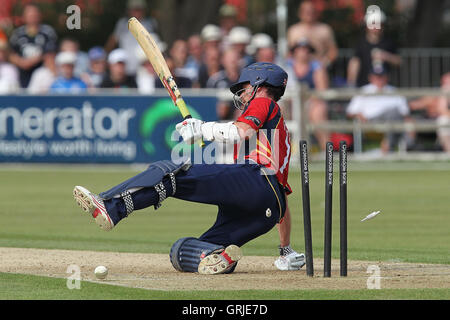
[80,47,107,89]
[347,8,401,87]
[105,0,158,76]
[135,47,157,94]
[155,56,192,89]
[200,24,222,52]
[287,39,329,150]
[50,52,87,94]
[287,0,338,68]
[207,48,240,90]
[169,39,197,83]
[249,33,286,66]
[27,51,56,94]
[0,39,20,94]
[346,65,410,153]
[186,34,203,87]
[9,3,58,88]
[409,72,450,153]
[59,37,89,78]
[101,48,137,90]
[228,26,254,68]
[207,48,241,121]
[218,4,238,51]
[197,45,222,88]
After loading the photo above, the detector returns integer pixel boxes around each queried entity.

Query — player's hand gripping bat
[128,17,204,146]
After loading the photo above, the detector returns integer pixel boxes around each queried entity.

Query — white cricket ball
[94,265,108,280]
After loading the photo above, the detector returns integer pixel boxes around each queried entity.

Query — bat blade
[128,17,191,120]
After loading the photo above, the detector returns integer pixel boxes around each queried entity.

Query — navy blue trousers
[104,163,286,247]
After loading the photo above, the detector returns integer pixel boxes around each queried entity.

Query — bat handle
[182,115,205,147]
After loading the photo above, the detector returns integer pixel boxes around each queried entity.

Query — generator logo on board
[0,101,137,161]
[139,98,201,155]
[0,101,135,139]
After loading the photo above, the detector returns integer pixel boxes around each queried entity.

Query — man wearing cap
[101,48,137,90]
[59,37,90,78]
[250,33,277,64]
[346,65,409,153]
[81,47,107,89]
[105,0,159,76]
[228,26,255,68]
[347,7,401,87]
[218,4,238,50]
[50,51,87,94]
[200,24,222,52]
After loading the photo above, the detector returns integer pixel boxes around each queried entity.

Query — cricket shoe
[198,245,242,275]
[73,186,114,231]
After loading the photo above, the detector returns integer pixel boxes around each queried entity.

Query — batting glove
[175,118,204,144]
[274,245,306,271]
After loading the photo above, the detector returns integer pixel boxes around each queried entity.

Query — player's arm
[234,121,256,140]
[176,119,256,144]
[176,99,268,144]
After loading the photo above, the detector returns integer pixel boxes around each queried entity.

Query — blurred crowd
[0,0,449,153]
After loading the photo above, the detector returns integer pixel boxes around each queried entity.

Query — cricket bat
[128,17,204,146]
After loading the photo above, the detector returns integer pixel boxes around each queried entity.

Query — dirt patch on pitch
[1,247,449,291]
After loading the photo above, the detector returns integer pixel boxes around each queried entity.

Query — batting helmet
[230,62,288,95]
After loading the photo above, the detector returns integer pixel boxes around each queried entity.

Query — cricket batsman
[73,62,305,274]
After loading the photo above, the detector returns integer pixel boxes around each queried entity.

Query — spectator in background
[287,0,338,68]
[409,72,450,153]
[59,37,89,78]
[9,3,57,88]
[347,8,401,88]
[187,35,203,66]
[287,39,329,150]
[27,51,56,94]
[228,26,254,68]
[346,65,410,153]
[186,34,203,87]
[50,52,87,94]
[101,48,137,90]
[218,4,238,51]
[169,39,197,83]
[135,46,157,94]
[250,33,279,64]
[81,47,107,89]
[105,0,158,76]
[155,56,192,89]
[197,45,222,88]
[0,39,19,94]
[200,24,222,52]
[207,48,240,90]
[207,48,241,120]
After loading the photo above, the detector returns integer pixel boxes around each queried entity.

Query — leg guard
[169,237,224,273]
[99,160,190,213]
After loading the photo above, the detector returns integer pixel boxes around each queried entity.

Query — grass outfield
[1,273,448,300]
[0,162,449,299]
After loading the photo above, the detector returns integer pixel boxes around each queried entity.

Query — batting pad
[170,237,224,273]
